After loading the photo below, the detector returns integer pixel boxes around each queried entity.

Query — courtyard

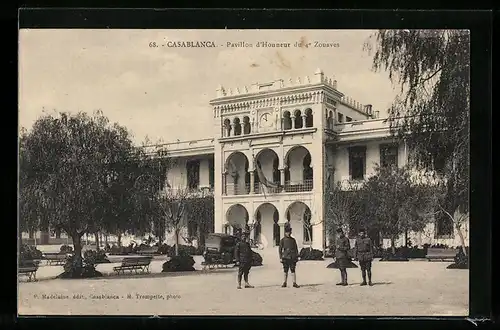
[18,249,468,316]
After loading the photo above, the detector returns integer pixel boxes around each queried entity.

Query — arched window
[283,111,292,130]
[305,108,313,127]
[223,118,231,136]
[233,118,242,136]
[243,116,251,135]
[294,110,303,129]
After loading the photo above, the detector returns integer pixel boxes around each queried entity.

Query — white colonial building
[156,69,469,251]
[22,69,468,250]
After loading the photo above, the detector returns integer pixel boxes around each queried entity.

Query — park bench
[425,248,458,262]
[44,252,69,266]
[136,246,160,256]
[18,261,39,282]
[113,256,152,275]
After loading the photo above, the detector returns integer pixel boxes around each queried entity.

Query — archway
[223,118,231,137]
[305,108,313,127]
[243,116,251,135]
[254,148,280,194]
[283,111,292,130]
[284,146,313,192]
[285,201,313,246]
[254,203,280,248]
[225,152,250,195]
[226,204,249,235]
[293,110,303,129]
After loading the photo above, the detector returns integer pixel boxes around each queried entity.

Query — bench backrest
[138,247,159,253]
[426,248,458,256]
[121,257,152,266]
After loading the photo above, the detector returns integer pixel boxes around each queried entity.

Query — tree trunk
[198,227,206,248]
[404,230,408,247]
[71,234,84,271]
[95,232,100,250]
[391,237,396,255]
[104,234,108,246]
[117,233,122,247]
[455,223,468,257]
[175,229,180,256]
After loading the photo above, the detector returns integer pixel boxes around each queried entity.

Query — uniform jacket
[234,240,253,265]
[335,236,351,259]
[279,236,299,261]
[354,237,373,262]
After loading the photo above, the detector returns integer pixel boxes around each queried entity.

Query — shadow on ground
[348,281,393,286]
[256,283,324,289]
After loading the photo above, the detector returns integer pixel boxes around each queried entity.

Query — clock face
[259,112,273,128]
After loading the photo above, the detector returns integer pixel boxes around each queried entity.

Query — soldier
[354,228,374,286]
[335,228,351,286]
[279,225,300,288]
[234,230,254,289]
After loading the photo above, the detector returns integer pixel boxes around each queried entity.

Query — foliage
[299,248,324,261]
[161,255,196,272]
[359,165,432,252]
[19,244,43,261]
[83,249,110,264]
[324,180,364,241]
[19,111,166,269]
[365,30,470,255]
[447,248,469,269]
[59,253,103,278]
[184,193,215,248]
[251,251,263,266]
[60,245,73,253]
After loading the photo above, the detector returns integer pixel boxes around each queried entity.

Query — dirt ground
[18,251,468,316]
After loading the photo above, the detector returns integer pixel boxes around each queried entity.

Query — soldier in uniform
[234,230,254,289]
[335,228,351,286]
[279,225,300,288]
[354,228,374,286]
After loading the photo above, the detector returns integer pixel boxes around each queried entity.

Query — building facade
[160,69,469,250]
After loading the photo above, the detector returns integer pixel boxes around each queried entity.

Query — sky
[19,29,399,144]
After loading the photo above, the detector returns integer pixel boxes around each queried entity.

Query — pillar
[240,123,244,135]
[249,171,255,194]
[230,124,234,136]
[302,114,307,128]
[291,116,296,129]
[280,168,286,192]
[222,172,227,195]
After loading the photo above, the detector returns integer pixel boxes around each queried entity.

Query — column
[280,168,286,192]
[222,172,227,195]
[240,123,244,135]
[230,124,234,136]
[249,171,255,194]
[291,116,296,129]
[302,114,307,127]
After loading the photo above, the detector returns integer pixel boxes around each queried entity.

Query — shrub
[299,247,324,260]
[58,253,103,278]
[158,243,171,255]
[167,245,203,257]
[60,245,73,253]
[84,250,110,264]
[252,251,263,266]
[324,246,335,258]
[162,255,196,272]
[447,249,469,269]
[19,244,43,261]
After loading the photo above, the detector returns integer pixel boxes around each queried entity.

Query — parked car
[203,233,237,266]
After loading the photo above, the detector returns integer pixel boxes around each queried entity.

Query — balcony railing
[224,179,314,196]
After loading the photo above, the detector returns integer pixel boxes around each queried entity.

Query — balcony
[224,179,314,196]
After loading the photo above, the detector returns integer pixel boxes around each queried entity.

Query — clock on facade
[259,112,273,128]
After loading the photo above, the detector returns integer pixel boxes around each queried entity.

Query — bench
[136,247,160,256]
[19,261,39,282]
[44,252,69,265]
[113,256,152,275]
[425,248,458,262]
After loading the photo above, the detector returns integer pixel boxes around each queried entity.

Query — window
[346,116,352,122]
[380,144,399,168]
[338,113,344,123]
[349,146,366,180]
[186,160,200,189]
[435,213,453,238]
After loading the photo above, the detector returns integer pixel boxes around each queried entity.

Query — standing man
[279,225,300,288]
[234,230,254,289]
[335,228,351,286]
[354,228,374,286]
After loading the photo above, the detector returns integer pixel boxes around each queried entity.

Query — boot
[237,274,242,289]
[336,270,344,285]
[342,269,348,286]
[292,273,300,288]
[368,269,373,286]
[360,270,367,286]
[281,273,288,288]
